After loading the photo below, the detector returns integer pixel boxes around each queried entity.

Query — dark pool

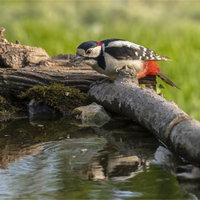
[0,117,199,199]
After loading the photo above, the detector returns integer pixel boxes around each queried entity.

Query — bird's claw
[116,67,121,73]
[116,66,136,73]
[116,66,125,73]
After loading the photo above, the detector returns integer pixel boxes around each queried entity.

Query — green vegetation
[1,1,200,119]
[19,83,89,115]
[0,96,11,114]
[0,95,18,120]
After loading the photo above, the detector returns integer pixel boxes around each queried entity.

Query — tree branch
[88,68,200,164]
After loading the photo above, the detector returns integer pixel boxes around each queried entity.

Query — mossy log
[89,68,200,165]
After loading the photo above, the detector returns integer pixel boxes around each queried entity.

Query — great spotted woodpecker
[68,39,180,89]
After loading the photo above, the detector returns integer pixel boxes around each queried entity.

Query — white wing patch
[107,40,141,50]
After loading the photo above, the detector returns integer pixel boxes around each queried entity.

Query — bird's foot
[116,66,136,73]
[127,66,136,72]
[116,66,126,73]
[116,67,122,73]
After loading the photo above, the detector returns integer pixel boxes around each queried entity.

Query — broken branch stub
[88,68,200,164]
[0,41,49,69]
[0,27,49,68]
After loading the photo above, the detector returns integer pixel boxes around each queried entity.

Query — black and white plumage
[68,39,179,89]
[101,39,169,61]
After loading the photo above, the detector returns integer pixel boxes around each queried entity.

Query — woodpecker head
[68,41,102,66]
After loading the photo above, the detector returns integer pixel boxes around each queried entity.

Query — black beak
[67,55,84,64]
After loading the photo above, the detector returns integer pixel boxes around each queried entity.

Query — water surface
[0,118,198,199]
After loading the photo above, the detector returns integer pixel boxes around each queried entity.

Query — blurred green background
[1,1,200,120]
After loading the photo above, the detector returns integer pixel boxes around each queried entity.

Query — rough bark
[88,68,200,165]
[0,27,156,95]
[170,119,200,164]
[0,29,49,68]
[0,66,107,94]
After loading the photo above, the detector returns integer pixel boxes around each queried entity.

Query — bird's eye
[86,49,92,54]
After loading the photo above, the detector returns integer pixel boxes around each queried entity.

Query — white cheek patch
[88,46,101,58]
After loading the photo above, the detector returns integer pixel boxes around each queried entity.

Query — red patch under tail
[137,61,160,79]
[145,61,160,76]
[137,61,180,89]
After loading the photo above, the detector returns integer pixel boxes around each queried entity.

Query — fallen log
[0,65,107,94]
[89,68,200,165]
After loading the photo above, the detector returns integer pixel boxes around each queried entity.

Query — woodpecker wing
[101,39,171,61]
[100,39,127,47]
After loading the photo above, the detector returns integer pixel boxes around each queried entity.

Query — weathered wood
[0,66,107,94]
[0,27,105,93]
[88,68,200,164]
[0,35,49,68]
[170,119,200,164]
[0,27,156,95]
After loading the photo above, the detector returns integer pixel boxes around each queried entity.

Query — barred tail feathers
[156,71,180,89]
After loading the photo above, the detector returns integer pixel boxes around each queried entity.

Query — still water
[0,118,199,199]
